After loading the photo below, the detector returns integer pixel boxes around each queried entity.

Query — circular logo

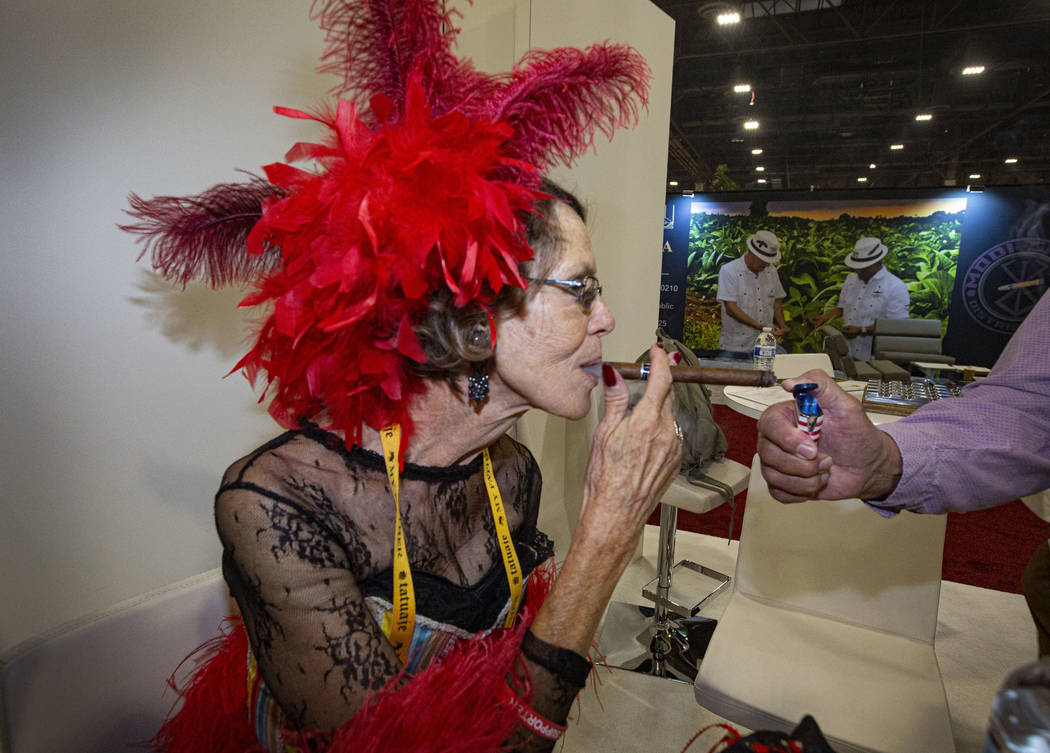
[962,238,1050,333]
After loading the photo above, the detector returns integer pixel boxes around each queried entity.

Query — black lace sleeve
[216,478,402,729]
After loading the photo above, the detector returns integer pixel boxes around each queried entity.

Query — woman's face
[493,202,615,419]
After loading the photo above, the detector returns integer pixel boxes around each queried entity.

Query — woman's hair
[411,179,586,378]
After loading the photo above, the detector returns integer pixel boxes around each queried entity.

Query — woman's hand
[528,345,680,657]
[576,344,681,560]
[756,370,902,502]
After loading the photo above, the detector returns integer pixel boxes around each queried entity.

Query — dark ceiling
[651,0,1050,192]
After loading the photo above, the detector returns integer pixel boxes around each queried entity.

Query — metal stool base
[600,501,732,681]
[603,604,719,683]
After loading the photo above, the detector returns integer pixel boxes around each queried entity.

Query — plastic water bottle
[753,326,776,371]
[984,659,1050,752]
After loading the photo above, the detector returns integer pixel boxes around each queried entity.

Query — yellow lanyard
[379,426,523,664]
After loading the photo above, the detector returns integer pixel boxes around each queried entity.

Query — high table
[722,380,900,425]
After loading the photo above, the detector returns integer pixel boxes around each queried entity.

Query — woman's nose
[589,296,615,336]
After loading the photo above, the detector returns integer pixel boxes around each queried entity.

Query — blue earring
[468,361,489,404]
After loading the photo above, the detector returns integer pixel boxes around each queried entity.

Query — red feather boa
[153,562,558,753]
[232,76,543,457]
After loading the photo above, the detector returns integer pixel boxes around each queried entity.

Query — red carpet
[651,404,1050,594]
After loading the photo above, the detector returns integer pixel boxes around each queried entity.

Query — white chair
[772,352,834,381]
[0,569,231,753]
[1022,488,1050,522]
[614,457,750,682]
[694,458,956,753]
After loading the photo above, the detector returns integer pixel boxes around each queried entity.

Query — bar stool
[614,456,750,683]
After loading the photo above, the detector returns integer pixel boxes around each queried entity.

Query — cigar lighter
[793,382,823,440]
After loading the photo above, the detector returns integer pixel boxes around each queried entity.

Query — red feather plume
[310,0,497,123]
[121,175,284,287]
[486,44,652,173]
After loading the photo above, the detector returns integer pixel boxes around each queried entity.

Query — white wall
[0,0,327,653]
[0,0,672,653]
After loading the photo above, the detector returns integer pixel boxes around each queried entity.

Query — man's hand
[842,325,862,338]
[756,370,903,502]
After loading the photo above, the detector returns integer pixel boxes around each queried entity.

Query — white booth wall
[0,0,672,654]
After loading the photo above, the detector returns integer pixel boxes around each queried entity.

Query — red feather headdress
[122,0,650,455]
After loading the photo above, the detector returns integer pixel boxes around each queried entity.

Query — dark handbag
[683,715,840,753]
[632,328,728,476]
[631,329,737,533]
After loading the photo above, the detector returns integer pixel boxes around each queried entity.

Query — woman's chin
[526,369,599,419]
[565,386,599,420]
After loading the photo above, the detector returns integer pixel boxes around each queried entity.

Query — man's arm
[723,300,764,331]
[811,306,843,327]
[757,291,1050,515]
[772,298,788,336]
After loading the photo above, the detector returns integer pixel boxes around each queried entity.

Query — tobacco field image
[683,205,964,353]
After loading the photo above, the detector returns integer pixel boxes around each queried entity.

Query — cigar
[606,362,776,387]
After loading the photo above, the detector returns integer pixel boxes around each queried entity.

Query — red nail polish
[672,352,683,365]
[602,363,616,386]
[655,343,664,350]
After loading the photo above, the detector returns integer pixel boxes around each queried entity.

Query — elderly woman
[123,2,673,752]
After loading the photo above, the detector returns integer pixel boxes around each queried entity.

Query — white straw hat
[845,237,888,269]
[746,230,781,264]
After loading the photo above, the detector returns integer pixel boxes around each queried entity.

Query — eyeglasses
[527,276,603,312]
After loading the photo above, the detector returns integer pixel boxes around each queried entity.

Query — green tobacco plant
[684,315,720,351]
[681,210,963,352]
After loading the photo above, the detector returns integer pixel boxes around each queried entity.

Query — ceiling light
[733,83,751,93]
[962,65,985,76]
[756,178,767,184]
[669,180,679,187]
[857,177,868,183]
[755,166,765,172]
[890,144,904,150]
[915,113,932,121]
[717,12,741,25]
[869,163,877,169]
[1004,157,1018,164]
[969,173,981,180]
[751,148,763,155]
[744,120,759,130]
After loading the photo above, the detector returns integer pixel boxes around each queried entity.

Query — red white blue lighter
[793,382,823,441]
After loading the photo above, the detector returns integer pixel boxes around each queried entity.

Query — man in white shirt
[716,230,789,352]
[811,237,910,361]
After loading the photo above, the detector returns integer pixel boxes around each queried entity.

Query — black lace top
[215,426,551,730]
